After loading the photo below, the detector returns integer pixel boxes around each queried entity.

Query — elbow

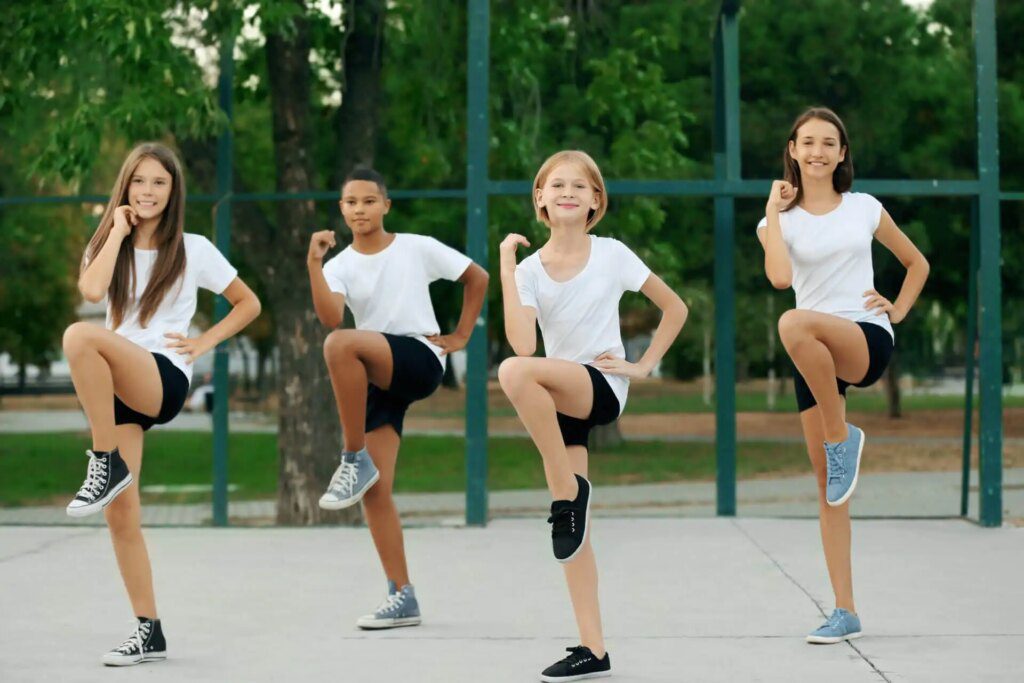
[768,276,792,290]
[919,256,931,279]
[78,282,104,304]
[249,295,262,321]
[510,341,536,357]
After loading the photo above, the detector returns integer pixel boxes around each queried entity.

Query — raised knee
[498,357,530,398]
[777,309,810,345]
[323,329,356,360]
[62,322,95,357]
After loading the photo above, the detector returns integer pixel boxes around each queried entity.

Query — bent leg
[323,330,394,452]
[778,311,869,442]
[497,357,594,500]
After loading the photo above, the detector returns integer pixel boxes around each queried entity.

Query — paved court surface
[1,518,1021,682]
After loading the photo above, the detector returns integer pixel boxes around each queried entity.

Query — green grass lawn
[1,431,810,507]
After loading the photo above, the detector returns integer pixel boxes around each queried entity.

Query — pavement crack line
[730,519,893,683]
[0,528,100,565]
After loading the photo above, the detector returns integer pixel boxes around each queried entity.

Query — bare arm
[591,274,688,378]
[79,206,138,302]
[426,262,490,355]
[164,277,261,361]
[307,229,346,329]
[864,209,930,324]
[498,233,538,356]
[757,180,797,290]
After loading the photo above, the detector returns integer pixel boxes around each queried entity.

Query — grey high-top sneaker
[318,447,380,510]
[356,581,422,630]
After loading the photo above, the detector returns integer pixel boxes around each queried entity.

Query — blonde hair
[532,150,608,230]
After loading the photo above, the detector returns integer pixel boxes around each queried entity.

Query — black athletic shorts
[557,364,622,448]
[114,352,190,431]
[793,321,894,413]
[367,333,444,437]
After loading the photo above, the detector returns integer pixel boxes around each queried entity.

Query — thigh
[781,310,870,384]
[507,357,595,420]
[326,329,394,389]
[84,326,164,417]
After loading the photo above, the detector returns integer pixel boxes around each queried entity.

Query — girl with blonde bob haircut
[500,149,688,681]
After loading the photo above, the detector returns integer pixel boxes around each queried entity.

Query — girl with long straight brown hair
[756,108,929,644]
[63,142,260,666]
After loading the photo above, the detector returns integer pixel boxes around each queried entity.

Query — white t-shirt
[514,235,651,414]
[103,233,238,383]
[322,233,473,368]
[757,192,893,339]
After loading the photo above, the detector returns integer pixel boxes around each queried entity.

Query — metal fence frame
[0,0,1007,527]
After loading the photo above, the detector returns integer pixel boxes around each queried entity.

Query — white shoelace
[376,592,406,617]
[327,461,359,497]
[75,453,109,499]
[113,622,150,655]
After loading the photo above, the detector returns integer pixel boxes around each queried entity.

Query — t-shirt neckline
[794,193,846,218]
[538,234,594,285]
[348,232,399,257]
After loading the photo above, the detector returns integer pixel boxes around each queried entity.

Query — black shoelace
[558,646,594,667]
[547,507,576,537]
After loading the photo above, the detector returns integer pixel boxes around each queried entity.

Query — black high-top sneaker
[66,448,133,517]
[102,618,167,666]
[540,645,611,682]
[547,474,591,562]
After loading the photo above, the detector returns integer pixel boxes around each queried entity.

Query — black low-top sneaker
[102,618,167,667]
[548,474,591,562]
[66,449,133,517]
[540,645,611,682]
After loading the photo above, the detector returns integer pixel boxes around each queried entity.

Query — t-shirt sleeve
[613,239,651,292]
[420,236,473,282]
[321,254,348,297]
[861,194,884,234]
[195,236,238,294]
[756,216,768,231]
[514,260,538,310]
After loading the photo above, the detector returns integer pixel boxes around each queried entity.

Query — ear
[838,146,847,163]
[788,139,796,157]
[337,199,345,213]
[382,198,392,215]
[534,187,544,207]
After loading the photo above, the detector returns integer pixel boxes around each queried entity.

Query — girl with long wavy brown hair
[63,142,260,666]
[757,108,929,644]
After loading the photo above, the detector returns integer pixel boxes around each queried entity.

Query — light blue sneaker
[806,608,862,644]
[824,423,864,506]
[357,581,421,630]
[318,448,380,510]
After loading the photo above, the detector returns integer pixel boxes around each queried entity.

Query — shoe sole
[556,478,592,564]
[356,616,421,630]
[102,651,167,666]
[66,472,134,518]
[827,429,864,507]
[540,671,612,682]
[318,469,381,510]
[806,631,863,644]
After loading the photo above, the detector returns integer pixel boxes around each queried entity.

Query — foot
[824,423,864,506]
[318,448,380,510]
[356,581,422,630]
[806,608,862,644]
[548,474,591,563]
[102,618,167,666]
[540,645,611,682]
[66,449,133,517]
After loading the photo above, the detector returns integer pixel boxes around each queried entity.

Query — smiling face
[788,117,847,182]
[127,156,173,222]
[339,180,390,235]
[534,162,602,229]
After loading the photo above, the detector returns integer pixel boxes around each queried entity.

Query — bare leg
[801,402,856,613]
[103,424,158,618]
[777,310,870,443]
[562,445,605,658]
[62,322,163,451]
[360,425,410,587]
[323,330,394,453]
[497,357,593,500]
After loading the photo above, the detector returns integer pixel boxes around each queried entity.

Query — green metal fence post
[973,0,1002,527]
[960,198,979,517]
[712,1,741,516]
[464,0,490,526]
[211,33,235,527]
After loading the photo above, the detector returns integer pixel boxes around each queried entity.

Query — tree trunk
[886,347,901,418]
[589,420,623,451]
